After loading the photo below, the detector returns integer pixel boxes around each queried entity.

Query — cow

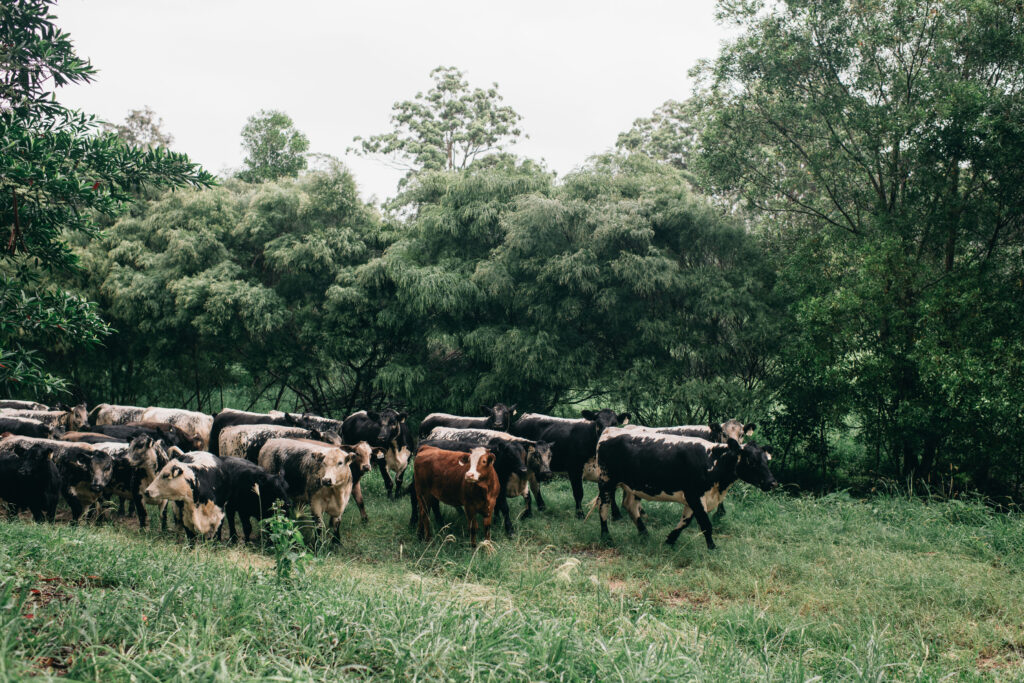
[342,409,413,498]
[88,403,146,426]
[510,409,631,518]
[1,404,88,433]
[219,456,291,544]
[344,440,379,523]
[144,451,228,541]
[413,445,500,547]
[208,408,314,455]
[100,435,171,529]
[218,423,340,462]
[594,427,778,550]
[139,407,214,450]
[60,431,128,445]
[0,439,61,522]
[86,421,204,452]
[425,426,552,518]
[418,403,518,437]
[647,420,756,517]
[0,400,49,411]
[0,416,52,439]
[0,436,114,524]
[257,438,354,540]
[416,434,529,537]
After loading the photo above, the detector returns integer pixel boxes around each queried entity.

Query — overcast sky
[54,0,734,203]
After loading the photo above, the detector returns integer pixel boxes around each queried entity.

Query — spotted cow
[418,403,518,437]
[342,410,413,498]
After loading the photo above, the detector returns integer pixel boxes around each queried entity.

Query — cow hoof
[361,517,369,524]
[611,511,622,521]
[537,504,546,512]
[575,509,586,520]
[522,509,532,519]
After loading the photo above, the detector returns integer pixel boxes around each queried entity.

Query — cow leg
[496,494,514,537]
[665,508,694,546]
[610,487,623,521]
[529,476,546,512]
[352,482,368,523]
[226,505,239,544]
[623,490,646,536]
[482,508,493,544]
[465,510,478,547]
[29,504,46,523]
[409,485,419,527]
[241,513,254,544]
[522,491,532,518]
[417,494,432,541]
[569,465,586,518]
[65,493,84,525]
[330,515,342,543]
[598,479,615,540]
[684,493,715,550]
[715,502,726,519]
[133,492,148,530]
[375,457,395,499]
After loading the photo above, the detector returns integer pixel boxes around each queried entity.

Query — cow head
[315,448,352,489]
[707,423,725,443]
[312,429,343,445]
[68,403,89,431]
[481,403,517,431]
[68,448,113,493]
[720,419,756,443]
[145,460,195,501]
[530,440,554,482]
[488,439,529,478]
[581,409,631,434]
[733,440,778,492]
[348,441,374,474]
[128,435,169,477]
[460,447,494,483]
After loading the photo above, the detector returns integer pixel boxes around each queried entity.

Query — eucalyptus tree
[0,0,213,398]
[352,66,524,175]
[694,0,1024,486]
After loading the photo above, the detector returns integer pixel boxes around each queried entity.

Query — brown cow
[413,445,499,547]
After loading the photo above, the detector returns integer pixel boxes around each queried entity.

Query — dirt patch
[30,646,76,677]
[24,575,111,615]
[661,589,713,609]
[977,645,1024,671]
[607,579,629,592]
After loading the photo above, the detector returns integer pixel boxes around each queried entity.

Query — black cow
[342,409,413,498]
[39,439,114,524]
[219,456,291,543]
[208,408,311,455]
[595,428,777,549]
[102,436,171,529]
[86,421,203,452]
[0,440,61,522]
[510,409,630,518]
[413,436,528,537]
[0,416,52,439]
[418,403,518,437]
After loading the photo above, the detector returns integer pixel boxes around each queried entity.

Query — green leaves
[236,110,309,183]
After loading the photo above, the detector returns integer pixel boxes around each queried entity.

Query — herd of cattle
[0,399,778,550]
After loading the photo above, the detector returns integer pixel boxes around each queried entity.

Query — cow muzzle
[90,483,105,493]
[321,477,336,487]
[539,470,553,483]
[464,472,480,483]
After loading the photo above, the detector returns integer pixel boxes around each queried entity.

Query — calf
[139,407,214,450]
[342,409,413,498]
[257,438,354,539]
[418,403,518,437]
[103,436,170,529]
[144,451,228,540]
[595,428,777,549]
[416,435,528,537]
[1,404,88,433]
[511,408,630,517]
[219,457,291,543]
[345,441,379,523]
[0,439,61,522]
[0,400,49,411]
[208,408,309,455]
[413,446,500,547]
[0,416,52,439]
[425,426,552,517]
[88,403,146,426]
[218,423,339,462]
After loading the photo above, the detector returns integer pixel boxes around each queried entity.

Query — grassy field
[1,475,1022,681]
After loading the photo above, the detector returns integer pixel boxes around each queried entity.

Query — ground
[0,476,1022,680]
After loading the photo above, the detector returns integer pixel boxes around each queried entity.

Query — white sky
[54,0,733,204]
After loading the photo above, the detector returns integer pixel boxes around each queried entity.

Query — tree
[103,106,174,149]
[694,0,1024,487]
[237,110,309,183]
[352,66,524,175]
[0,0,214,398]
[616,99,700,171]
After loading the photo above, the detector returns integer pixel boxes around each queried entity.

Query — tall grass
[1,475,1022,680]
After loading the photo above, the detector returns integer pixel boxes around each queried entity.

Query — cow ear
[744,423,756,436]
[398,412,408,422]
[168,446,185,459]
[618,412,631,425]
[709,423,724,440]
[510,404,518,415]
[310,430,323,441]
[581,410,596,420]
[170,465,183,478]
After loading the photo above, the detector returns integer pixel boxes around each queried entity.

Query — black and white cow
[425,426,553,518]
[86,421,203,452]
[88,403,147,426]
[218,456,291,544]
[144,451,229,541]
[0,416,53,439]
[139,408,214,451]
[418,403,518,437]
[342,409,413,498]
[595,427,778,549]
[511,409,630,518]
[102,436,170,529]
[0,400,49,411]
[0,436,115,524]
[208,408,313,455]
[415,434,529,536]
[217,423,341,462]
[1,404,88,434]
[0,439,61,522]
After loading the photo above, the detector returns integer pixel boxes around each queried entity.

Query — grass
[1,475,1022,681]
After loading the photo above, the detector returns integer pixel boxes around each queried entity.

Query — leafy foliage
[616,99,700,172]
[0,0,213,398]
[237,110,309,183]
[102,106,174,149]
[352,66,524,175]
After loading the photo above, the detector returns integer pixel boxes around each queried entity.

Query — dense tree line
[6,0,1023,498]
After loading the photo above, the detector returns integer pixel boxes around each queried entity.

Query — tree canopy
[237,110,309,183]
